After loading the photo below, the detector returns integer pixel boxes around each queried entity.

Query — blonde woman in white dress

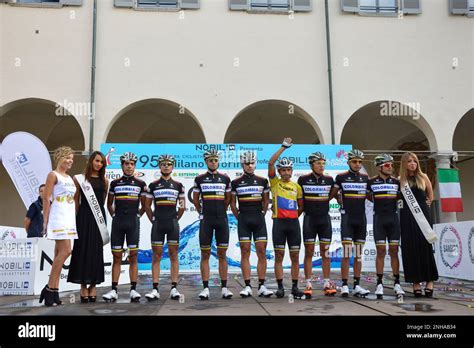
[40,146,78,306]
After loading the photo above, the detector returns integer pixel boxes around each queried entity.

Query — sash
[400,182,438,244]
[75,174,110,245]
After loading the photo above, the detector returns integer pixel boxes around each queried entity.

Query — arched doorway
[224,100,323,144]
[106,99,205,143]
[0,98,86,227]
[453,108,474,221]
[340,100,437,180]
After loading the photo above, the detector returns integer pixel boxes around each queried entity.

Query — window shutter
[180,0,199,9]
[60,0,83,5]
[401,0,421,14]
[292,0,311,11]
[449,0,469,14]
[229,0,248,10]
[114,0,135,8]
[341,0,359,13]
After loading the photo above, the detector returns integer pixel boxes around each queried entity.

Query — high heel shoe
[413,285,422,298]
[424,287,434,298]
[80,296,89,303]
[88,296,97,303]
[39,285,55,307]
[52,288,63,305]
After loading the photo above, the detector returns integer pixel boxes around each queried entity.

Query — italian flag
[438,169,463,212]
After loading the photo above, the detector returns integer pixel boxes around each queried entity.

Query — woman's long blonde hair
[399,152,426,190]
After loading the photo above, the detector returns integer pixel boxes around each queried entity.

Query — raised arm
[268,137,293,178]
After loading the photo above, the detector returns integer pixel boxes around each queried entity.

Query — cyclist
[298,152,337,298]
[144,154,185,301]
[367,154,405,299]
[193,149,233,300]
[330,149,371,298]
[103,152,149,302]
[268,138,304,299]
[230,151,273,298]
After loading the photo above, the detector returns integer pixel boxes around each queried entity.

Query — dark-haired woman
[67,151,109,303]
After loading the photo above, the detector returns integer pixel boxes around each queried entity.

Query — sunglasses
[350,160,363,164]
[160,162,173,167]
[382,163,393,168]
[208,159,218,163]
[244,162,255,166]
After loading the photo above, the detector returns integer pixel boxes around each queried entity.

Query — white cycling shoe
[145,289,160,301]
[394,283,405,296]
[240,286,252,298]
[340,285,350,298]
[130,289,142,302]
[199,287,210,300]
[170,287,181,300]
[257,285,274,298]
[102,289,118,302]
[353,285,370,298]
[221,287,233,299]
[375,284,384,299]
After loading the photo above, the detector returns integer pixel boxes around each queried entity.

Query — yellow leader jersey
[269,174,303,219]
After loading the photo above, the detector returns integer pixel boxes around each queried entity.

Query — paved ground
[0,273,473,316]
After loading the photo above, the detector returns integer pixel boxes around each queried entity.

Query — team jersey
[367,175,400,214]
[193,171,231,218]
[269,174,303,219]
[147,177,185,219]
[231,173,269,214]
[298,172,334,216]
[334,170,368,215]
[108,175,148,216]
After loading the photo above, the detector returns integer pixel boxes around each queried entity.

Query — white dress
[46,171,78,240]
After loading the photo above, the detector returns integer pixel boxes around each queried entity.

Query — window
[341,0,421,15]
[114,0,200,10]
[7,0,82,6]
[449,0,474,16]
[359,0,398,14]
[250,0,290,12]
[137,0,178,9]
[229,0,312,12]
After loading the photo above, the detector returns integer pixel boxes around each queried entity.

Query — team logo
[1,229,17,240]
[105,147,115,166]
[439,225,463,269]
[336,149,346,159]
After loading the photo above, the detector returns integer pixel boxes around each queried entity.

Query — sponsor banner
[0,239,36,295]
[434,221,474,280]
[0,238,130,295]
[1,132,52,209]
[102,143,394,273]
